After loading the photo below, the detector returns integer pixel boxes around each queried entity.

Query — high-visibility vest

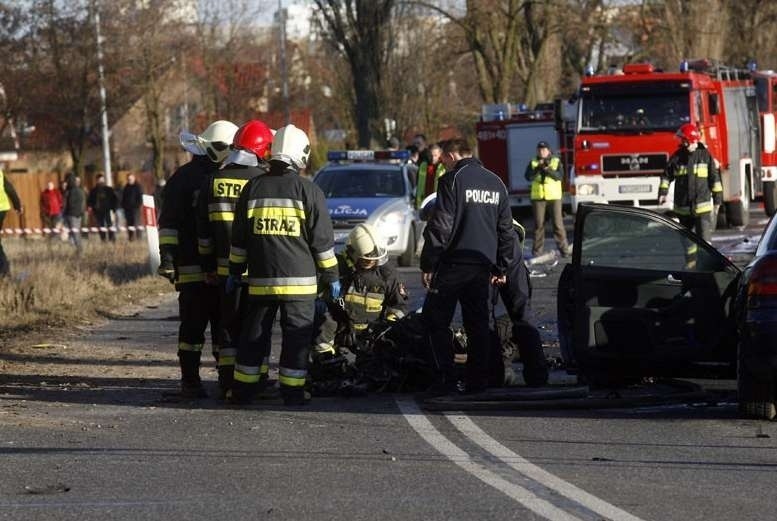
[415,161,446,208]
[529,157,562,201]
[0,170,10,212]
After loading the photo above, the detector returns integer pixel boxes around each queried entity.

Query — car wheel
[737,343,777,420]
[764,181,777,218]
[398,225,416,267]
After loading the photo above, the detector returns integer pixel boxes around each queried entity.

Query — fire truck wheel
[764,181,777,217]
[726,200,750,228]
[716,206,727,229]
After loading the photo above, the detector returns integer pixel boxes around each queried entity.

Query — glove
[225,274,242,295]
[157,257,176,284]
[329,280,342,300]
[712,192,723,205]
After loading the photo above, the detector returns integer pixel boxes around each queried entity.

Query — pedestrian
[0,169,23,276]
[413,133,431,165]
[659,123,722,243]
[405,145,419,187]
[420,138,514,394]
[87,173,118,242]
[415,143,446,209]
[228,124,339,406]
[157,123,228,398]
[63,176,86,254]
[196,119,270,396]
[525,141,571,258]
[40,180,63,240]
[121,174,143,241]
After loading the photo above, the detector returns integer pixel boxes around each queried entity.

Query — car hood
[327,197,395,221]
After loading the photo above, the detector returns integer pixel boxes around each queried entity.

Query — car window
[755,215,777,256]
[581,210,727,272]
[315,167,405,198]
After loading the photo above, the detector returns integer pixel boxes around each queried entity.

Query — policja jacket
[524,154,563,201]
[196,162,268,277]
[659,143,723,216]
[420,157,514,275]
[229,161,339,299]
[158,154,214,289]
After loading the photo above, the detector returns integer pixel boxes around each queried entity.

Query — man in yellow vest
[525,141,570,257]
[415,144,446,209]
[0,169,23,276]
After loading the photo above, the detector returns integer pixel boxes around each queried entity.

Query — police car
[313,150,421,266]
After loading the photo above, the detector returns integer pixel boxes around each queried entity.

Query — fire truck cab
[572,61,762,227]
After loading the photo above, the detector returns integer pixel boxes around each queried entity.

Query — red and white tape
[0,225,148,236]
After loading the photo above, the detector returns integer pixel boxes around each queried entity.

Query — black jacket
[229,161,339,301]
[158,155,215,288]
[63,186,86,217]
[87,185,117,214]
[334,253,407,325]
[121,183,143,211]
[659,143,723,216]
[196,162,268,276]
[420,157,514,274]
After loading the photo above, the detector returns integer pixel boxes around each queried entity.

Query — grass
[0,236,173,342]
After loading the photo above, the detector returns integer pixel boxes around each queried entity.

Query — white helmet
[271,124,311,169]
[346,223,387,263]
[198,120,239,163]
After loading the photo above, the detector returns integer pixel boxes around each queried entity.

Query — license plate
[619,184,652,194]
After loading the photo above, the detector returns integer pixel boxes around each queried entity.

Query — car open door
[563,203,741,385]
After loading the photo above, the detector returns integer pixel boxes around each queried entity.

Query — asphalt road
[0,206,775,520]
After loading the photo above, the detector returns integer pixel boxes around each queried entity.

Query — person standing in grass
[63,176,86,254]
[0,169,23,276]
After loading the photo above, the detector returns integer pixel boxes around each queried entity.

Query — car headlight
[576,183,599,196]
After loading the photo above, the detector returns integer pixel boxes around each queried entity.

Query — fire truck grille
[601,153,668,175]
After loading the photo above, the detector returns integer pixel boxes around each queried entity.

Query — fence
[1,170,158,235]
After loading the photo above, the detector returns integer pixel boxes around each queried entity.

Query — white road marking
[447,414,646,521]
[395,398,582,521]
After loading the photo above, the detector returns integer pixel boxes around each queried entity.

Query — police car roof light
[327,150,410,161]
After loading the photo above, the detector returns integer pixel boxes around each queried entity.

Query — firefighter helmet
[233,120,274,159]
[198,120,239,163]
[676,123,701,144]
[271,124,311,169]
[346,223,387,262]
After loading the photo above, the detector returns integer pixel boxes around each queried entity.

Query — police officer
[313,223,408,358]
[228,124,339,405]
[659,123,722,243]
[0,169,22,277]
[196,119,273,396]
[158,120,237,398]
[421,138,514,394]
[525,141,570,257]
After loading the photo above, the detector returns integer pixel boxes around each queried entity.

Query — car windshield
[579,92,690,132]
[315,167,405,198]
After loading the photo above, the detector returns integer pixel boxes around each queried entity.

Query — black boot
[178,351,207,398]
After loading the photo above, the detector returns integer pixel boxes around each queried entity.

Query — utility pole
[93,0,113,186]
[278,0,290,125]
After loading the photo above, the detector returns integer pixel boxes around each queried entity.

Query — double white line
[396,398,645,521]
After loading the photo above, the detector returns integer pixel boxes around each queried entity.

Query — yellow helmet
[346,223,387,262]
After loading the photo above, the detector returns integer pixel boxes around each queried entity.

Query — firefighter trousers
[423,263,491,390]
[216,282,248,392]
[177,283,220,384]
[233,299,314,401]
[679,213,713,243]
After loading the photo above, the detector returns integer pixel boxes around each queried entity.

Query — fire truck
[752,70,777,216]
[476,101,577,212]
[571,61,775,226]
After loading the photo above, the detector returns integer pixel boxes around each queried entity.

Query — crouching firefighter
[228,124,339,405]
[158,121,236,397]
[197,119,273,397]
[312,224,408,363]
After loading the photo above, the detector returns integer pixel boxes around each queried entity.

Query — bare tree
[313,0,397,147]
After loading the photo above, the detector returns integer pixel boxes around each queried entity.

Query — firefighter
[228,124,339,405]
[157,120,236,398]
[659,123,723,243]
[0,169,22,277]
[312,223,408,358]
[196,119,272,396]
[525,141,571,258]
[421,138,514,394]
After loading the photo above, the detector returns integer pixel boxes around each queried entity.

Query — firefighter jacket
[524,155,562,201]
[336,254,407,330]
[229,162,339,300]
[660,143,723,216]
[0,170,21,213]
[415,161,446,208]
[196,163,268,277]
[158,155,215,289]
[420,157,514,274]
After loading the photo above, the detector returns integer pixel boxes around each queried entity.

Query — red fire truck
[571,61,773,226]
[752,70,777,216]
[476,101,576,212]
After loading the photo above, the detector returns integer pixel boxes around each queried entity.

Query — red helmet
[676,123,701,144]
[233,120,273,159]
